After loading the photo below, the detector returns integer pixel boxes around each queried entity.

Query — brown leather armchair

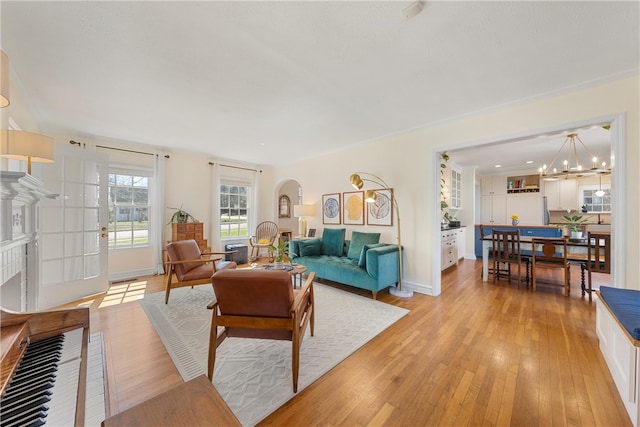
[164,239,237,304]
[207,269,315,393]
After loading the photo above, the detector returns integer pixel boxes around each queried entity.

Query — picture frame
[322,193,341,224]
[308,228,316,237]
[366,188,393,226]
[342,191,364,225]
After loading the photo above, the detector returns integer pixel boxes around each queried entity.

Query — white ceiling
[1,1,638,167]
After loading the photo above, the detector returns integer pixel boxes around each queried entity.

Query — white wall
[5,73,639,297]
[270,75,640,296]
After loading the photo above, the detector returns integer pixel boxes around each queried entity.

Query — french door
[38,145,109,309]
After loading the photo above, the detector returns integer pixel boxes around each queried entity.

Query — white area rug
[139,283,409,426]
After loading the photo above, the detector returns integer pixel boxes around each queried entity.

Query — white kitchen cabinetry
[455,227,466,260]
[481,175,507,196]
[481,176,507,224]
[506,193,543,225]
[481,194,506,224]
[450,168,462,209]
[441,229,458,271]
[544,180,578,210]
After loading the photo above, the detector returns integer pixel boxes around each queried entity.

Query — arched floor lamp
[350,172,413,298]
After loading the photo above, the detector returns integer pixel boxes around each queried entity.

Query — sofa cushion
[358,243,387,267]
[321,228,346,256]
[347,231,381,260]
[298,239,322,257]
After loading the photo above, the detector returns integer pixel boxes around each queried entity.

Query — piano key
[0,328,83,427]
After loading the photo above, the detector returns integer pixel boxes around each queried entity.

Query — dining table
[480,234,595,282]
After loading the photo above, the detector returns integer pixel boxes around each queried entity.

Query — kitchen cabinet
[455,227,466,260]
[505,193,543,225]
[441,229,458,270]
[506,174,540,193]
[480,194,506,224]
[543,179,577,210]
[450,168,462,209]
[481,175,506,196]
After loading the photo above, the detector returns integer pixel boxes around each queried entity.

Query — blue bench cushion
[599,286,640,340]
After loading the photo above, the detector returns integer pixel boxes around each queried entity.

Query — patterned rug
[139,283,409,426]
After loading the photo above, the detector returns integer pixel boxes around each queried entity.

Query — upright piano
[0,306,90,426]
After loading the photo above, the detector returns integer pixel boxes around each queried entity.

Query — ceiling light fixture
[538,133,610,181]
[0,130,55,174]
[595,176,606,197]
[402,1,425,19]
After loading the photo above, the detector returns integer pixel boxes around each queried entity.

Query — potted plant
[581,204,588,213]
[167,205,197,224]
[440,152,451,226]
[269,240,289,269]
[562,214,588,239]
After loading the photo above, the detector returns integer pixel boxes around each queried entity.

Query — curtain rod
[70,141,170,158]
[209,161,262,173]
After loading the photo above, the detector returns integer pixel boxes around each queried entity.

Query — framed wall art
[342,191,364,225]
[322,193,341,225]
[366,188,393,226]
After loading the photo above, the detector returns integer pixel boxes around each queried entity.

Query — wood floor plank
[58,259,632,426]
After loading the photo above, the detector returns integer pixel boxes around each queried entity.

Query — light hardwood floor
[74,259,631,426]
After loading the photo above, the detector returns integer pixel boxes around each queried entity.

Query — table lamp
[1,130,55,174]
[293,204,316,237]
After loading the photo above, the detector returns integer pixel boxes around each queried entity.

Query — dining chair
[207,269,316,393]
[580,232,611,302]
[249,220,279,260]
[491,229,528,287]
[480,225,495,278]
[531,237,571,296]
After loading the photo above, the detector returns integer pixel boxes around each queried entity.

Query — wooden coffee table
[246,263,307,288]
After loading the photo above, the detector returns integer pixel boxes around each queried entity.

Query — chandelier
[539,133,611,181]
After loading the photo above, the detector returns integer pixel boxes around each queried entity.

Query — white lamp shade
[293,204,316,218]
[1,130,55,163]
[0,50,8,108]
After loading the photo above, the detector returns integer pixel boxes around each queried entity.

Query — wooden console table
[101,375,240,426]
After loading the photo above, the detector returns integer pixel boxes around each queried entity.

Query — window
[581,185,611,212]
[108,172,150,247]
[220,183,250,238]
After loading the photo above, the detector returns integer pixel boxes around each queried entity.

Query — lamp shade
[1,130,55,173]
[0,50,9,108]
[293,204,316,218]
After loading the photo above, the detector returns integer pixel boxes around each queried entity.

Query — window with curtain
[220,181,251,239]
[108,168,152,247]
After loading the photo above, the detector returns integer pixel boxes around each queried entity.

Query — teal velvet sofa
[288,228,400,299]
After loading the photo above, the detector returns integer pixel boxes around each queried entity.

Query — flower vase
[512,220,519,226]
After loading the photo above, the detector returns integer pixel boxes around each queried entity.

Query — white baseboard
[108,268,156,283]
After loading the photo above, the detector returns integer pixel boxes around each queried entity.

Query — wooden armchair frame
[164,239,237,304]
[249,220,279,260]
[207,270,316,393]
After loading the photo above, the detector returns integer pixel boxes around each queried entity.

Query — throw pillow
[347,231,381,260]
[321,228,346,256]
[298,239,322,257]
[358,243,387,267]
[258,238,271,244]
